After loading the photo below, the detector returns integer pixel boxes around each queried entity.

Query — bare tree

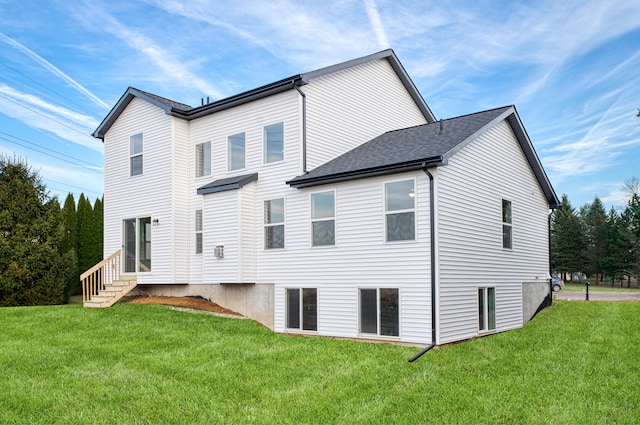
[623,177,640,197]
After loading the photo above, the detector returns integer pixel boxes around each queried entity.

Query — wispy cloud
[363,0,389,50]
[0,85,102,152]
[0,31,110,110]
[67,1,225,100]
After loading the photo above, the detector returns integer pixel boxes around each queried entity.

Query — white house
[89,49,559,351]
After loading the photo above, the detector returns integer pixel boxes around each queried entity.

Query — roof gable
[93,49,435,139]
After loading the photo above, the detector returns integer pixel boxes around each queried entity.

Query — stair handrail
[81,249,122,302]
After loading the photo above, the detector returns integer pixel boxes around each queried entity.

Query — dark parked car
[552,276,564,292]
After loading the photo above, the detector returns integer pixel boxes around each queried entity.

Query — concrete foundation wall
[134,284,274,330]
[522,281,550,322]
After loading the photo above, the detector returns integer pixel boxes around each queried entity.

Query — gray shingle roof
[197,173,258,195]
[287,106,559,208]
[288,106,511,186]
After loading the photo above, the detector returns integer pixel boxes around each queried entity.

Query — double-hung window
[264,198,285,249]
[478,287,496,332]
[359,288,399,337]
[311,191,335,246]
[286,288,317,331]
[130,133,143,176]
[195,210,203,254]
[195,142,211,177]
[264,122,284,163]
[502,199,512,249]
[228,132,246,171]
[385,180,415,241]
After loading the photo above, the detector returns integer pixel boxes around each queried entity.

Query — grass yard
[0,301,638,424]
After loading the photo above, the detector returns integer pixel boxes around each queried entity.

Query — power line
[0,130,101,168]
[0,59,97,116]
[0,91,94,139]
[0,135,102,173]
[44,177,101,195]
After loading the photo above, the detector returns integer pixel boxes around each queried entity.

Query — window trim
[478,286,496,333]
[358,287,400,338]
[310,190,336,247]
[227,132,246,171]
[264,198,285,250]
[384,178,416,243]
[263,122,284,164]
[129,133,143,177]
[285,287,318,332]
[195,209,203,255]
[195,141,211,178]
[502,199,512,249]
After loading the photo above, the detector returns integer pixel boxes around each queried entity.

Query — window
[195,142,211,177]
[311,191,335,246]
[264,198,284,249]
[385,180,415,241]
[286,288,317,331]
[195,210,203,254]
[123,217,151,272]
[130,133,143,176]
[264,122,284,163]
[227,132,245,171]
[359,288,399,337]
[502,199,512,249]
[478,287,496,332]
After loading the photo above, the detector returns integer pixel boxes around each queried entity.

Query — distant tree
[551,194,585,280]
[0,156,74,306]
[623,177,640,198]
[581,198,610,282]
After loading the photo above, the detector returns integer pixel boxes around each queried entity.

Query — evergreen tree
[61,193,79,295]
[551,194,585,280]
[91,197,103,265]
[581,198,609,282]
[0,156,73,306]
[76,194,94,274]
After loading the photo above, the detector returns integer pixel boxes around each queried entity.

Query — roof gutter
[409,163,437,362]
[292,80,308,173]
[287,157,443,188]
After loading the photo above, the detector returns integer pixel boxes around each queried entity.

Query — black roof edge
[181,75,304,120]
[197,173,259,195]
[505,107,559,209]
[287,158,443,188]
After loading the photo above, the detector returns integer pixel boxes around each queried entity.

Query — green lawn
[1,301,638,424]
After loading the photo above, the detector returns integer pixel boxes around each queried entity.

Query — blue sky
[1,0,638,209]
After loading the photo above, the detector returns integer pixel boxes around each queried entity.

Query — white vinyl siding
[271,172,431,345]
[436,120,551,344]
[304,58,428,170]
[103,97,184,285]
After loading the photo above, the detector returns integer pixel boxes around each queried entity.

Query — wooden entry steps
[83,277,137,308]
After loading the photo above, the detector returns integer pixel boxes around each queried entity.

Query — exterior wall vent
[214,245,224,258]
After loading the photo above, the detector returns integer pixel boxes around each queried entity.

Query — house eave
[287,158,443,188]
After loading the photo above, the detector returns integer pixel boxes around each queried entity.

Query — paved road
[554,290,640,302]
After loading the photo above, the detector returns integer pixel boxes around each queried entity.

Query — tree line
[552,179,640,286]
[0,156,103,306]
